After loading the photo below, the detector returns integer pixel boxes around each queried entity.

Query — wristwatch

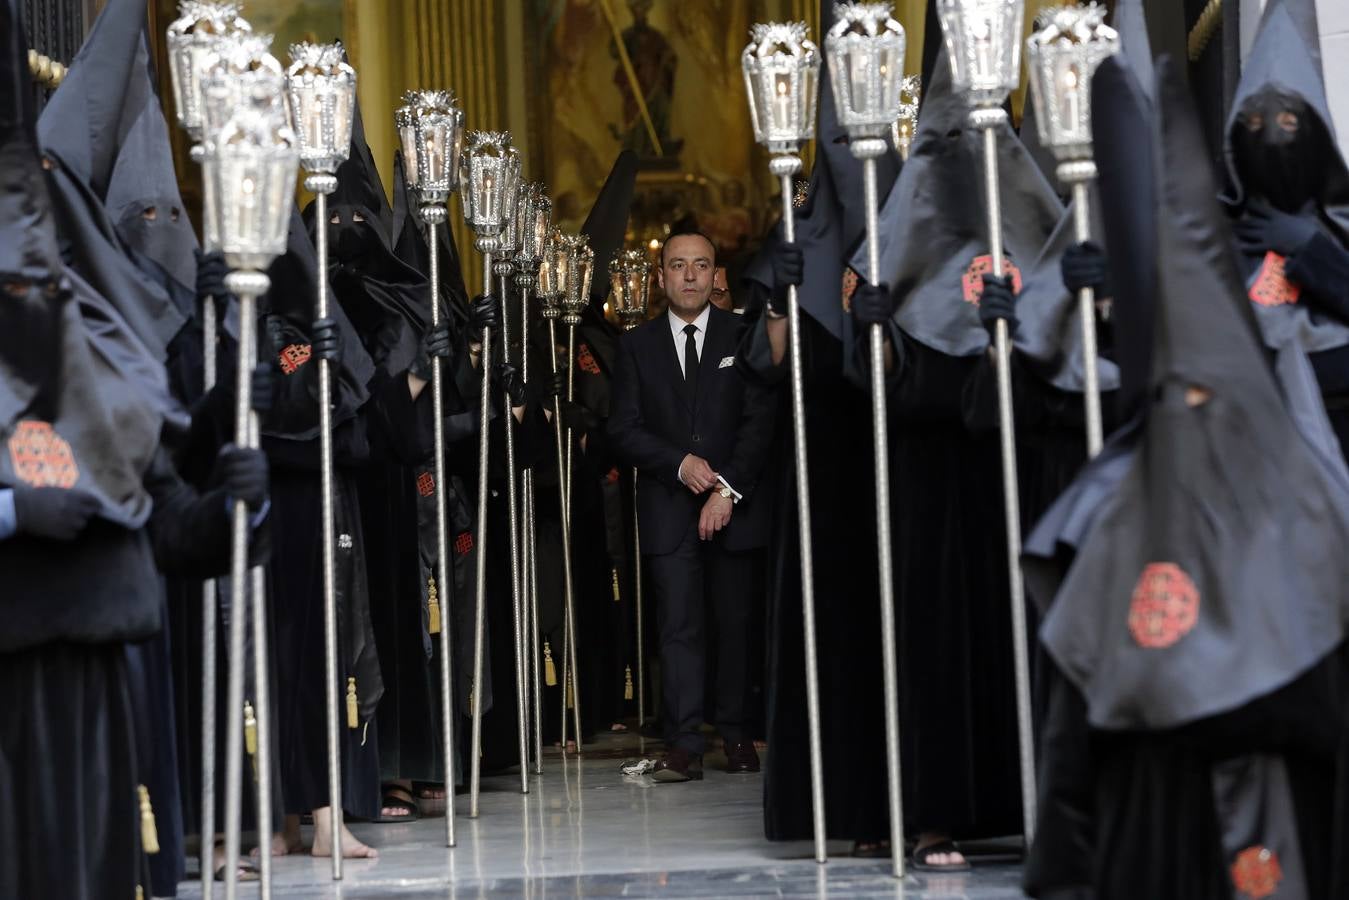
[718,485,734,500]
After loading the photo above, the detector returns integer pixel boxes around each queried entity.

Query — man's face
[710,267,732,311]
[659,234,715,318]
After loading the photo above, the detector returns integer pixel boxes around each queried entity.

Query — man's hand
[678,453,718,494]
[698,491,734,541]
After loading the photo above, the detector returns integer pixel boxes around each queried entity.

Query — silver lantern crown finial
[936,0,1025,109]
[285,42,357,177]
[206,104,300,273]
[203,33,286,136]
[166,0,252,141]
[742,21,821,155]
[826,3,908,141]
[461,131,521,239]
[1025,2,1118,164]
[395,89,465,206]
[609,248,651,332]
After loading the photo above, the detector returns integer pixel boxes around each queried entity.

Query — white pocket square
[718,356,735,369]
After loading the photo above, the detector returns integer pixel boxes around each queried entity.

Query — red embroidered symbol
[1231,845,1282,899]
[841,268,859,313]
[577,343,601,376]
[417,471,435,497]
[1249,252,1301,308]
[454,531,474,556]
[8,421,79,488]
[606,467,620,484]
[279,343,313,375]
[961,255,1023,305]
[1128,562,1200,649]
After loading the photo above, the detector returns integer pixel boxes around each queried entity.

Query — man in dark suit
[608,229,776,781]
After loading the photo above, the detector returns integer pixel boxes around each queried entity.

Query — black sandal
[213,858,260,882]
[911,839,971,872]
[375,784,420,823]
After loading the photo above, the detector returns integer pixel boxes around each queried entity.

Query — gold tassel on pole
[611,568,621,603]
[565,671,575,710]
[138,785,160,856]
[624,666,634,701]
[544,640,557,686]
[346,677,358,729]
[427,576,441,635]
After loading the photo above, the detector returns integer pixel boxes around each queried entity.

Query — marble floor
[180,737,1027,898]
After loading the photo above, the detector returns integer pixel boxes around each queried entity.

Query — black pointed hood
[1114,0,1155,102]
[854,50,1063,358]
[34,0,145,202]
[0,0,160,528]
[104,31,200,310]
[390,150,471,327]
[1222,0,1349,354]
[1039,56,1349,731]
[580,149,638,314]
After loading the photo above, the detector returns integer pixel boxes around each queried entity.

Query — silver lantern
[939,0,1038,846]
[395,90,464,207]
[203,32,286,136]
[891,74,922,159]
[166,0,251,142]
[609,249,651,332]
[461,131,521,239]
[537,228,567,320]
[743,17,829,869]
[1025,3,1118,164]
[825,3,907,139]
[936,0,1024,109]
[514,183,552,282]
[825,2,908,877]
[286,41,356,177]
[206,107,298,273]
[742,22,821,156]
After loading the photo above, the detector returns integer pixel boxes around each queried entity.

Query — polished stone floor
[180,736,1027,898]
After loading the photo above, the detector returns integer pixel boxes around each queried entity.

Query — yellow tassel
[137,888,144,900]
[544,640,557,686]
[138,785,160,855]
[427,576,441,635]
[612,568,621,602]
[346,677,358,729]
[244,701,258,757]
[565,671,575,710]
[624,665,634,701]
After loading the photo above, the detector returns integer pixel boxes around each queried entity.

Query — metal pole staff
[497,258,530,794]
[543,313,581,751]
[247,409,273,899]
[422,205,457,847]
[1067,168,1103,457]
[221,270,263,900]
[772,155,828,867]
[515,270,544,774]
[561,321,583,747]
[307,174,346,875]
[854,140,906,879]
[632,472,644,735]
[469,242,496,817]
[971,106,1037,840]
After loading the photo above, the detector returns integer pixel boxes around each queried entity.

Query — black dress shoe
[724,740,761,774]
[651,747,703,783]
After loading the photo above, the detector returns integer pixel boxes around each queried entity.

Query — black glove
[1232,199,1320,257]
[558,398,598,433]
[196,248,230,300]
[410,323,452,381]
[851,281,894,327]
[213,444,269,511]
[494,362,527,407]
[530,368,567,405]
[1061,241,1110,295]
[468,294,501,346]
[11,486,100,540]
[311,317,340,362]
[251,362,276,415]
[767,243,804,316]
[977,275,1019,341]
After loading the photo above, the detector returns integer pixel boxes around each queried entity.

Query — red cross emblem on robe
[1128,562,1200,649]
[1231,845,1282,899]
[279,343,313,375]
[961,255,1023,305]
[8,421,79,488]
[1248,252,1301,308]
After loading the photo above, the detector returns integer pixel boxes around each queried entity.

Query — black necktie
[683,322,699,398]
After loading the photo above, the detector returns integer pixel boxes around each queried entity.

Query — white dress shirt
[668,304,711,377]
[668,304,741,503]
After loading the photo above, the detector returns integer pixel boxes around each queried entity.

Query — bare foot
[753,740,767,752]
[249,832,302,859]
[380,784,416,819]
[914,832,968,869]
[415,784,446,801]
[310,807,379,859]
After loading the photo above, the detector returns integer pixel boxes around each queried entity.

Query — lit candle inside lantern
[483,173,495,219]
[774,75,792,131]
[974,17,993,80]
[1062,63,1080,137]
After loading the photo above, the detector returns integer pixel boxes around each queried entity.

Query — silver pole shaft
[777,165,828,867]
[469,250,494,818]
[861,155,905,879]
[426,215,457,847]
[563,325,583,747]
[249,560,272,899]
[980,122,1038,841]
[222,286,256,900]
[632,469,644,736]
[499,270,530,794]
[1071,180,1103,458]
[521,284,543,775]
[314,188,345,877]
[546,319,581,751]
[200,292,218,900]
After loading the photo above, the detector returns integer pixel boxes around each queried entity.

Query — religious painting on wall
[536,0,804,275]
[244,0,344,53]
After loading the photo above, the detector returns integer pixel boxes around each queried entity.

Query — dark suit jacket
[608,305,776,555]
